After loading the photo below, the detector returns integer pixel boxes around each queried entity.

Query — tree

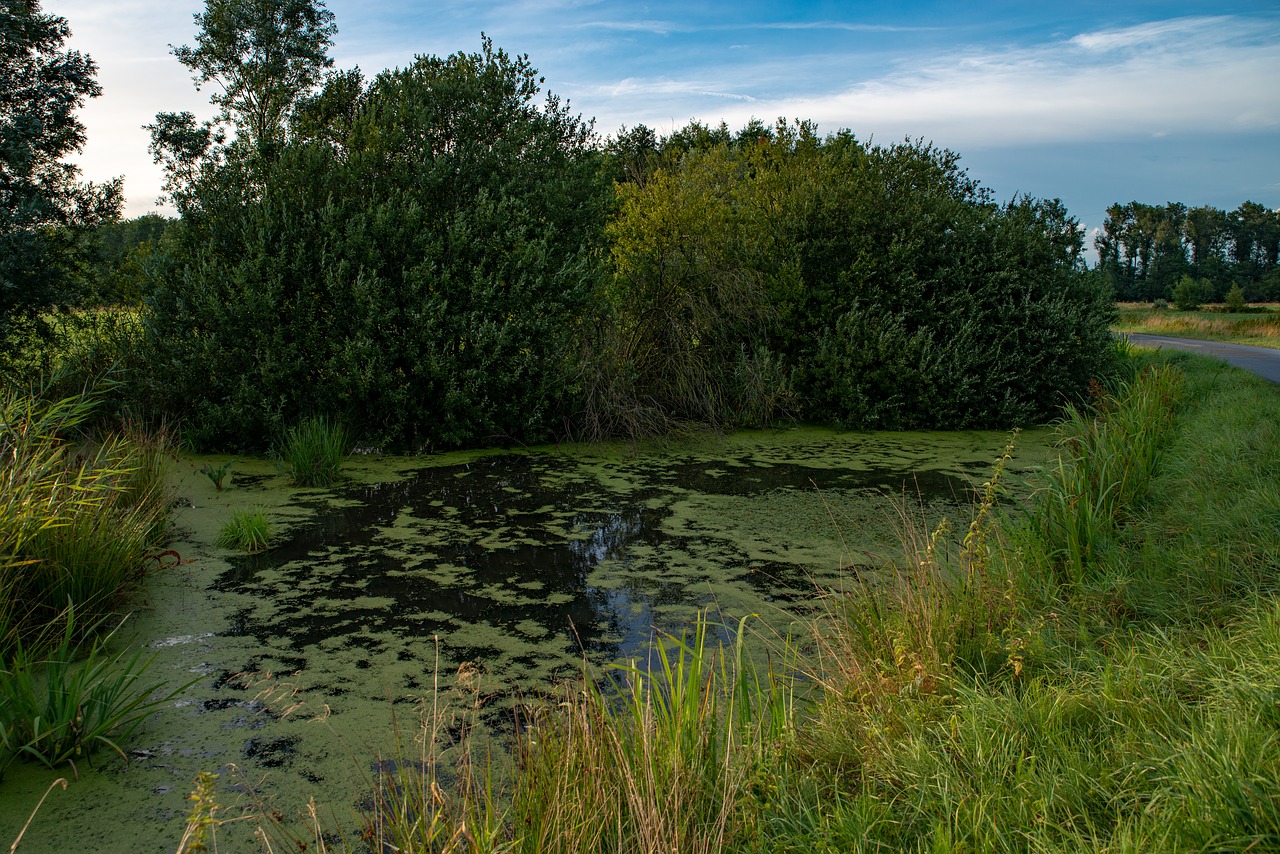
[1172,275,1206,311]
[0,0,121,347]
[140,38,611,450]
[147,0,335,207]
[171,0,335,152]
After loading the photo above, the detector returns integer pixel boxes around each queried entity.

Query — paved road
[1125,333,1280,384]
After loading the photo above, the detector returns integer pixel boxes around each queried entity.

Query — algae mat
[0,427,1046,852]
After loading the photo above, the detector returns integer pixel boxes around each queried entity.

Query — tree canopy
[128,3,1118,450]
[1096,200,1280,302]
[0,0,121,346]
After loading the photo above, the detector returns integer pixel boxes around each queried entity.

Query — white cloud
[590,15,1280,148]
[45,3,1280,216]
[1067,17,1229,52]
[575,20,683,35]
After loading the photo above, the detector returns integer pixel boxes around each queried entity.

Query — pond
[0,426,1046,852]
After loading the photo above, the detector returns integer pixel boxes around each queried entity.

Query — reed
[0,390,173,655]
[1033,364,1181,585]
[0,610,186,780]
[278,416,349,487]
[512,614,793,853]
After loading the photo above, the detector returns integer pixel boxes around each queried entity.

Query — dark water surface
[0,427,1044,852]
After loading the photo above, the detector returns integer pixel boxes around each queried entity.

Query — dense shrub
[139,40,610,450]
[1172,275,1207,311]
[135,27,1115,446]
[599,124,1115,432]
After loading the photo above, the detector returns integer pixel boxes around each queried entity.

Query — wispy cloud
[584,77,756,102]
[1067,16,1230,51]
[745,21,939,33]
[589,14,1280,147]
[575,20,685,35]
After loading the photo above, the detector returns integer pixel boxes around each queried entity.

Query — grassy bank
[1116,302,1280,348]
[1,391,180,781]
[173,346,1279,852]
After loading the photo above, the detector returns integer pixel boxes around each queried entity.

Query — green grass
[499,348,1280,852]
[0,390,174,658]
[0,610,187,780]
[746,349,1280,852]
[277,416,348,487]
[1115,302,1280,348]
[215,508,272,553]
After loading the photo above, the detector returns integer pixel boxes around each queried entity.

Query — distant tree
[1223,282,1247,313]
[79,213,172,304]
[0,0,121,347]
[1172,275,1206,311]
[607,124,660,186]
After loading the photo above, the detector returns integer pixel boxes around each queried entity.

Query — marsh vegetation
[4,0,1280,851]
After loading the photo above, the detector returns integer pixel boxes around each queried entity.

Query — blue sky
[55,0,1280,250]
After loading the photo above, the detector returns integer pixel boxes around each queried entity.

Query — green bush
[139,40,610,452]
[1172,275,1206,311]
[1224,282,1248,313]
[599,127,1115,433]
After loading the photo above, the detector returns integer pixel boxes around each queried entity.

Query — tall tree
[0,0,121,346]
[149,0,335,201]
[173,0,335,150]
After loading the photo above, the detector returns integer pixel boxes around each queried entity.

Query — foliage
[168,0,334,154]
[1033,364,1182,585]
[1225,282,1248,313]
[199,459,234,491]
[597,121,1114,433]
[578,143,792,438]
[1115,303,1280,349]
[0,0,122,351]
[215,508,271,552]
[513,614,793,853]
[761,350,1280,852]
[74,214,173,305]
[0,611,184,779]
[1097,200,1280,301]
[1172,274,1208,311]
[278,416,345,486]
[140,37,610,451]
[0,307,144,401]
[0,390,172,657]
[175,771,223,853]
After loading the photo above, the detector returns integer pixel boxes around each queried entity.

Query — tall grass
[215,508,272,553]
[1034,364,1182,585]
[138,348,1279,853]
[0,390,174,656]
[0,390,182,787]
[1115,303,1280,348]
[769,351,1280,852]
[278,416,349,487]
[0,610,187,780]
[512,614,793,853]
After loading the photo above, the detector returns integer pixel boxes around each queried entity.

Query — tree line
[1095,201,1280,303]
[3,0,1116,451]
